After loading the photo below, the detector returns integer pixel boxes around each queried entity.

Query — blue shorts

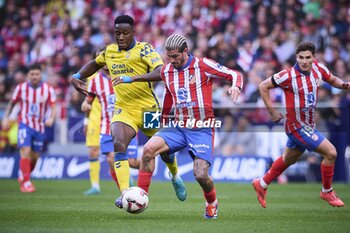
[100,134,138,159]
[286,125,325,153]
[18,123,44,152]
[155,126,214,165]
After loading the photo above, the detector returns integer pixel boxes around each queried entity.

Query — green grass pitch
[0,179,349,233]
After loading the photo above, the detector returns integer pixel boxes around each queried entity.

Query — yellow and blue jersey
[95,40,163,109]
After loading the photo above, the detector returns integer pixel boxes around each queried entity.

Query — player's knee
[113,138,128,152]
[325,148,337,162]
[142,143,157,157]
[20,147,31,158]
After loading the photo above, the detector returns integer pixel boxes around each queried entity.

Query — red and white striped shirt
[12,81,56,133]
[161,55,243,121]
[272,61,331,133]
[87,72,115,134]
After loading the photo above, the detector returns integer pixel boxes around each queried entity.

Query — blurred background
[0,0,349,183]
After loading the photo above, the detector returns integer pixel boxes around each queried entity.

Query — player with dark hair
[1,64,56,192]
[71,15,186,207]
[253,42,349,208]
[125,34,243,219]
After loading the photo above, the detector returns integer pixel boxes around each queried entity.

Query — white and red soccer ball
[122,187,149,214]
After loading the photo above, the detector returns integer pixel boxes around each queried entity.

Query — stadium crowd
[0,0,349,157]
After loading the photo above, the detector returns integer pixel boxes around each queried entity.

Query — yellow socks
[89,159,100,189]
[114,153,130,192]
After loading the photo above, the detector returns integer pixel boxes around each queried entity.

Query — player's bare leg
[29,151,39,172]
[138,136,168,193]
[252,147,302,208]
[315,139,344,207]
[193,158,218,219]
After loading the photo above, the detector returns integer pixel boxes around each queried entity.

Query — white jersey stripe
[194,58,205,119]
[173,69,184,121]
[291,69,301,130]
[183,66,194,118]
[300,74,310,124]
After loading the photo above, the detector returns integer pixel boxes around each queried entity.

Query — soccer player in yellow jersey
[71,15,186,208]
[81,75,102,195]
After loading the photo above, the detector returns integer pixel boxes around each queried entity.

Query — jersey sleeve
[95,48,107,66]
[314,61,332,82]
[11,84,21,103]
[201,57,243,90]
[160,66,173,120]
[87,77,96,97]
[271,69,291,89]
[140,42,164,71]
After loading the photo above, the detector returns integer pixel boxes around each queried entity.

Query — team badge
[177,87,188,102]
[189,74,196,84]
[115,108,122,114]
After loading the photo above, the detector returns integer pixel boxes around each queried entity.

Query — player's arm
[325,74,350,91]
[44,86,57,127]
[81,96,94,113]
[44,103,56,127]
[81,96,94,135]
[161,86,173,121]
[2,84,20,130]
[113,43,164,85]
[131,65,163,82]
[1,101,16,130]
[113,65,163,85]
[71,60,104,96]
[202,58,243,102]
[258,77,284,122]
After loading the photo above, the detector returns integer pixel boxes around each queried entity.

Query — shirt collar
[28,81,43,88]
[294,62,311,75]
[118,38,136,51]
[176,54,193,71]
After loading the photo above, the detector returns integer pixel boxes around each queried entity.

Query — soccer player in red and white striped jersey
[253,42,350,208]
[137,34,243,219]
[1,64,56,193]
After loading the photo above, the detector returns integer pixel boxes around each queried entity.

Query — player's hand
[113,76,133,86]
[81,101,92,112]
[228,86,241,103]
[71,76,88,96]
[1,118,9,130]
[270,111,284,123]
[342,82,350,90]
[44,118,54,127]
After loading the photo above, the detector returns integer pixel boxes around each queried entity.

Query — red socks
[20,158,31,182]
[204,188,216,204]
[321,163,334,190]
[137,171,153,193]
[263,156,289,185]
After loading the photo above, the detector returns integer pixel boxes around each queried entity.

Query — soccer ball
[122,187,149,214]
